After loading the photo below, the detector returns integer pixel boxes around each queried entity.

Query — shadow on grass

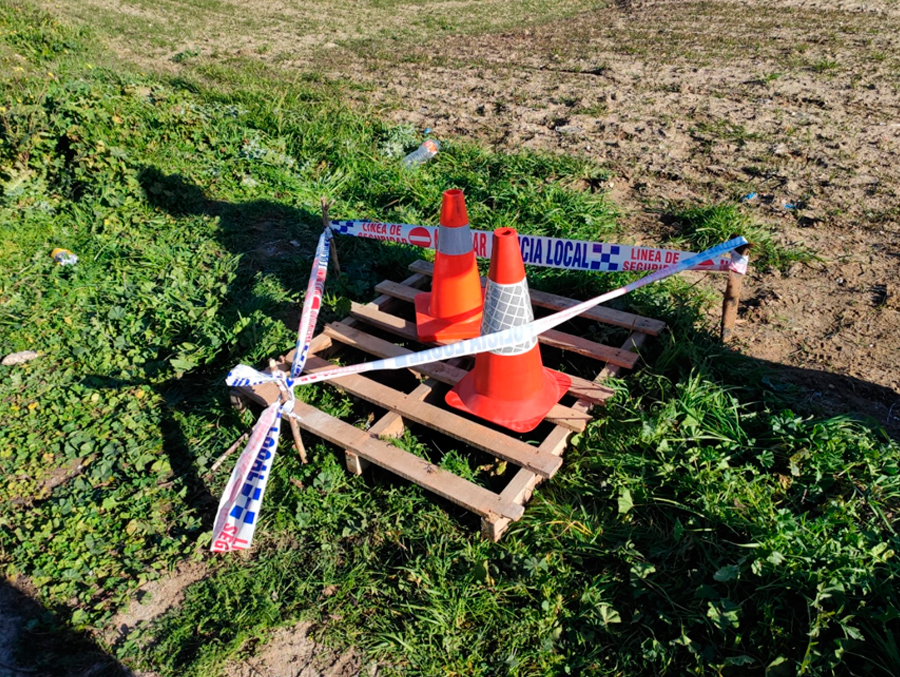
[78,373,222,532]
[67,166,334,547]
[0,580,133,676]
[753,359,900,437]
[126,167,327,531]
[646,325,900,442]
[103,167,900,677]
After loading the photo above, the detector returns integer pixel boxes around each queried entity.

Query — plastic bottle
[50,248,78,266]
[402,139,440,168]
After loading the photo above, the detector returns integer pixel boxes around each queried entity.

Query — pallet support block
[238,262,665,540]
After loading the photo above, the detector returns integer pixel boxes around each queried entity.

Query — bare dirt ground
[104,561,209,648]
[224,624,364,677]
[0,566,360,677]
[103,564,364,677]
[317,0,900,431]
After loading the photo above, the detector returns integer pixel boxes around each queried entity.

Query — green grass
[810,59,841,74]
[2,3,899,677]
[30,0,605,73]
[662,202,815,273]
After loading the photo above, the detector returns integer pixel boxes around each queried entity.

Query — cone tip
[440,189,468,228]
[488,227,525,284]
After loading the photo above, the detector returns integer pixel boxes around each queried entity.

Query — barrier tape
[330,220,747,274]
[291,228,332,378]
[211,227,332,553]
[214,232,748,552]
[211,401,285,552]
[228,236,748,393]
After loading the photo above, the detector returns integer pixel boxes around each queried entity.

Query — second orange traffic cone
[414,189,483,343]
[445,227,571,433]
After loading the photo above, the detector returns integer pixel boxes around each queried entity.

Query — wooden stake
[288,413,308,464]
[321,197,340,276]
[721,238,752,342]
[228,388,248,413]
[268,358,308,464]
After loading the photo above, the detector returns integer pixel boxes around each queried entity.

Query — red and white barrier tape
[330,220,746,274]
[291,228,332,378]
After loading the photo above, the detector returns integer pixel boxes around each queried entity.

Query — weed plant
[1,4,898,677]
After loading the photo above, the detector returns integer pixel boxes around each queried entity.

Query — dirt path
[104,561,209,649]
[224,624,364,677]
[103,563,365,677]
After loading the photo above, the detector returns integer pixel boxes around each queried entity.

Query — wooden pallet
[238,260,666,541]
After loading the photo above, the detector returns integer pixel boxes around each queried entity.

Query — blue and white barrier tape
[330,220,747,274]
[215,232,748,552]
[228,236,748,391]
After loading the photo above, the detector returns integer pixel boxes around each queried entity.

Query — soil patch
[308,0,900,432]
[1,577,136,676]
[225,622,367,677]
[104,560,208,646]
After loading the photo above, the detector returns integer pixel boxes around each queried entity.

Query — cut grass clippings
[1,3,899,676]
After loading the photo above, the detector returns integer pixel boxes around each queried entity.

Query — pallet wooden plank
[540,328,638,368]
[482,332,649,541]
[322,322,594,432]
[409,259,666,336]
[373,280,638,369]
[278,271,430,370]
[349,302,614,405]
[239,265,660,542]
[302,354,563,478]
[241,379,280,409]
[344,449,367,475]
[346,383,417,475]
[324,320,464,384]
[373,354,465,431]
[241,372,525,521]
[288,399,524,521]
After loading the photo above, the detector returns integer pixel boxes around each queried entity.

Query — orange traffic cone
[414,189,483,342]
[445,227,571,433]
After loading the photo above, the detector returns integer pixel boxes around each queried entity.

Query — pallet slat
[374,280,639,369]
[303,354,563,478]
[408,260,667,336]
[242,373,526,521]
[290,399,525,521]
[482,332,650,541]
[322,321,594,432]
[349,301,615,405]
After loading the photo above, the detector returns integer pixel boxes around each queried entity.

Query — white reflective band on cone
[482,279,537,356]
[436,223,474,256]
